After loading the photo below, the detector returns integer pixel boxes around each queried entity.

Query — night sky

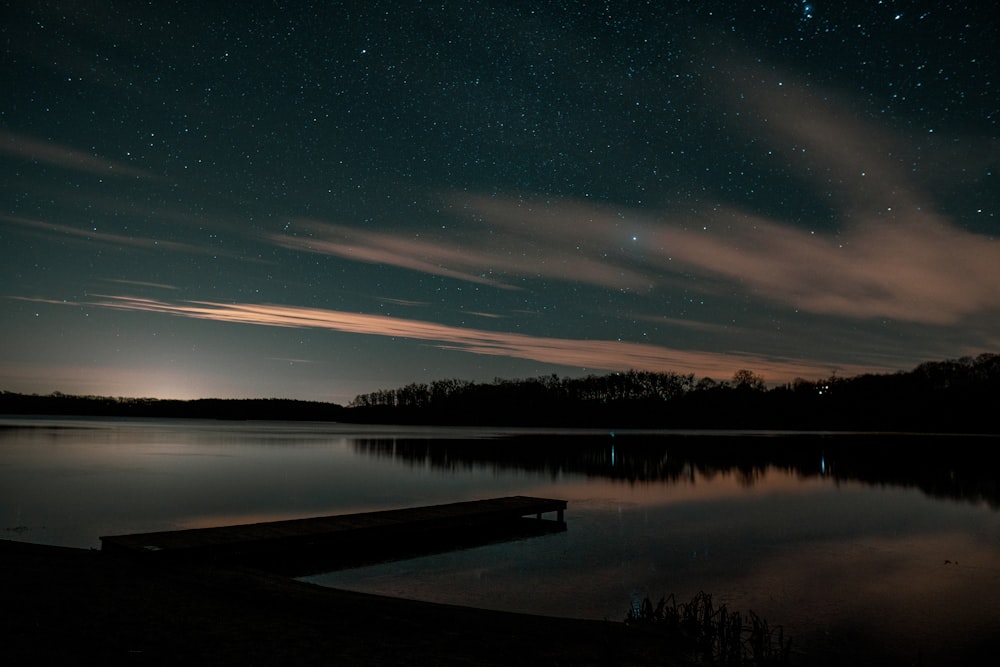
[3,1,998,404]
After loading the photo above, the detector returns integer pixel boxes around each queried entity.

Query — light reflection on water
[2,417,999,664]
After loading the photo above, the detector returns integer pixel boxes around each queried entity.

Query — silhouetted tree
[732,369,766,392]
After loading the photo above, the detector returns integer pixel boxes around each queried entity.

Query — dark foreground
[1,539,674,666]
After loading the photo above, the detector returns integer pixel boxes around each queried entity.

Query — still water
[2,417,999,664]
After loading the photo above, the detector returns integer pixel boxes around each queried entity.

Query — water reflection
[352,432,1000,509]
[334,431,1000,665]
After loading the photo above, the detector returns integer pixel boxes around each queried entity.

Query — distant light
[821,455,826,475]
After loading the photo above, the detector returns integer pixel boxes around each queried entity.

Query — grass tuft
[624,591,792,666]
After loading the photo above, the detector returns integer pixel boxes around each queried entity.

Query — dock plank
[100,496,567,566]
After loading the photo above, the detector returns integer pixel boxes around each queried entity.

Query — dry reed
[624,591,791,666]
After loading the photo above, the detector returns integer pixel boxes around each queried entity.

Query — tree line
[0,393,345,422]
[346,353,999,431]
[2,353,997,432]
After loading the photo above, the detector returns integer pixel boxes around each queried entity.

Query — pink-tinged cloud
[647,209,1000,325]
[78,294,874,382]
[445,194,1000,325]
[0,130,157,180]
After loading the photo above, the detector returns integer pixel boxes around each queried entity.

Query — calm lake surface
[2,417,999,665]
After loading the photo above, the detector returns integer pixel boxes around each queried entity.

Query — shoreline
[1,538,675,665]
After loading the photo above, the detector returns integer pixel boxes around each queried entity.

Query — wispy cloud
[268,214,656,292]
[8,296,82,307]
[373,191,996,327]
[378,296,430,307]
[268,221,519,289]
[2,214,269,263]
[69,294,878,381]
[0,130,157,180]
[672,208,1000,324]
[674,52,1000,323]
[105,279,179,291]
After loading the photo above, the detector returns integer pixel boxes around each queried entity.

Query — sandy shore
[1,539,675,665]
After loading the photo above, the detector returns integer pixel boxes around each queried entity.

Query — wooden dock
[100,496,567,573]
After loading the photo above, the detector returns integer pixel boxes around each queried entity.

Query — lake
[2,417,998,665]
